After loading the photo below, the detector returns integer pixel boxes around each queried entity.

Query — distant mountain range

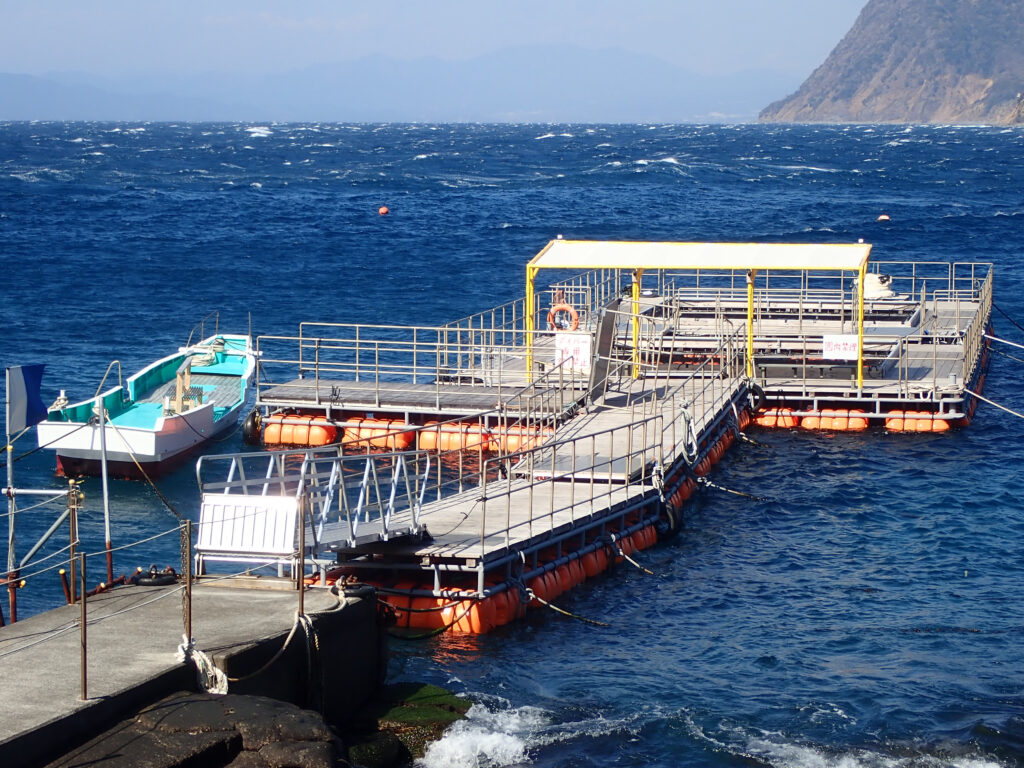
[0,46,801,123]
[761,0,1024,124]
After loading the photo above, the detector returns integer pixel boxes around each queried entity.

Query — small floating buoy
[378,206,389,215]
[877,214,891,222]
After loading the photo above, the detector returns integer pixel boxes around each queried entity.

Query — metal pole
[69,481,78,604]
[79,552,87,701]
[185,520,193,643]
[5,372,16,622]
[95,399,113,583]
[298,496,305,616]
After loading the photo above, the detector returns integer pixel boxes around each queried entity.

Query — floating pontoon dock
[195,240,991,633]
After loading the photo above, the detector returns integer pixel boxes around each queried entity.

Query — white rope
[966,389,1024,422]
[984,333,1024,352]
[176,634,229,694]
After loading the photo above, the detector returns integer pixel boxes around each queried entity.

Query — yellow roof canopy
[528,239,872,273]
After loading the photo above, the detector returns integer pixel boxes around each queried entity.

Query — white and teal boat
[37,334,256,478]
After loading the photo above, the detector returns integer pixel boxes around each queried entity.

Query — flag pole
[5,368,19,623]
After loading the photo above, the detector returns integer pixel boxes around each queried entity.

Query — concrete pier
[0,581,383,768]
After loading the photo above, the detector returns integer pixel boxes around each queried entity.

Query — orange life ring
[547,303,579,331]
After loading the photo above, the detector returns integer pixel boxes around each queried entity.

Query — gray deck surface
[0,585,343,749]
[312,371,744,565]
[258,378,586,415]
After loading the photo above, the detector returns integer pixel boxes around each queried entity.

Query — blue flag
[6,364,47,434]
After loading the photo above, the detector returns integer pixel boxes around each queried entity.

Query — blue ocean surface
[2,122,1024,767]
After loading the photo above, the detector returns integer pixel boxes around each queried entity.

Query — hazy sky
[2,1,866,77]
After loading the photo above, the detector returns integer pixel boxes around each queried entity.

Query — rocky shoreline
[42,683,468,768]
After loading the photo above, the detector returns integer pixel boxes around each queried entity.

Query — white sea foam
[534,133,556,140]
[246,126,273,138]
[684,715,1004,768]
[418,703,545,768]
[250,182,262,189]
[69,137,87,143]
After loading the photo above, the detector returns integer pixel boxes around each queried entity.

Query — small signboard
[822,334,860,361]
[554,332,593,374]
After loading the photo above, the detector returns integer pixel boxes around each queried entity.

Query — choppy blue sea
[3,122,1024,767]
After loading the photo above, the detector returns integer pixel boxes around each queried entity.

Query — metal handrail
[185,310,220,348]
[92,360,123,399]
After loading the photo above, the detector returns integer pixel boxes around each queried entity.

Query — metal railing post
[184,521,193,643]
[79,552,87,701]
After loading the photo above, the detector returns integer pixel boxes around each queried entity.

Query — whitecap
[418,703,544,768]
[250,182,262,189]
[69,137,88,143]
[534,133,556,140]
[685,714,1002,768]
[245,126,273,138]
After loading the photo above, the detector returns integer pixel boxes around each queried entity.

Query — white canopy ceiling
[528,240,872,272]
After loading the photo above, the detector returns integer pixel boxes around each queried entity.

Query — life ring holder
[547,303,580,331]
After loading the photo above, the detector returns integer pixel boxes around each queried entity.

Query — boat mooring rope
[526,587,610,628]
[992,303,1024,335]
[387,597,479,640]
[984,332,1024,352]
[0,419,93,471]
[104,420,186,523]
[990,346,1024,366]
[966,389,1024,422]
[736,431,767,447]
[699,477,767,502]
[176,635,229,694]
[608,533,656,576]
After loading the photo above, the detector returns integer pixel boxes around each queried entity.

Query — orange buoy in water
[885,410,952,433]
[442,595,495,634]
[801,409,869,431]
[755,408,800,429]
[378,206,389,215]
[343,418,415,450]
[263,415,338,447]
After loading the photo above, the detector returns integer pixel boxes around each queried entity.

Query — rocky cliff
[760,0,1024,124]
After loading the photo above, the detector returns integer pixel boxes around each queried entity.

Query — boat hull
[41,403,242,479]
[37,333,255,478]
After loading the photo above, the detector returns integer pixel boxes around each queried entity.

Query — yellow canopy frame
[525,240,872,388]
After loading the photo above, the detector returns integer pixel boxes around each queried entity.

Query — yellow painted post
[631,269,643,378]
[857,264,866,389]
[526,265,537,382]
[745,269,756,378]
